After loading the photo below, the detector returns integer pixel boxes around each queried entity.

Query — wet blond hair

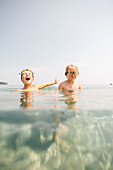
[20,69,34,78]
[65,64,79,75]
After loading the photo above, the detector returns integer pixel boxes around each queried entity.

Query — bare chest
[63,83,79,91]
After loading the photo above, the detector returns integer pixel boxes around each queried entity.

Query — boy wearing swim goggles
[58,65,82,91]
[16,69,59,92]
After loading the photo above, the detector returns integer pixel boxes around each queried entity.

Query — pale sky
[0,0,113,85]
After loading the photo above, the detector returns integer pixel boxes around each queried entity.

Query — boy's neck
[67,79,75,84]
[23,85,32,89]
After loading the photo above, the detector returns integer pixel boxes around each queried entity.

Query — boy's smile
[26,77,30,81]
[26,78,30,80]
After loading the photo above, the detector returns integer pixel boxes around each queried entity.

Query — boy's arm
[14,89,22,92]
[38,78,59,89]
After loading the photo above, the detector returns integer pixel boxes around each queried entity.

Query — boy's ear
[21,78,24,82]
[65,72,67,76]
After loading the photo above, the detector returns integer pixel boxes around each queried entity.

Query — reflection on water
[19,90,80,111]
[20,92,33,110]
[0,86,113,169]
[59,90,80,110]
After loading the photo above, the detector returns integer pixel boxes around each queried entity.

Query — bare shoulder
[32,84,39,88]
[58,81,66,90]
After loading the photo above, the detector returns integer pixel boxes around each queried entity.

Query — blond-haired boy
[58,65,82,91]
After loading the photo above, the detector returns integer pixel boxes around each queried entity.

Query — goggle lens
[68,71,77,75]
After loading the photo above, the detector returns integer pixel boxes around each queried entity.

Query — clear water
[0,85,113,170]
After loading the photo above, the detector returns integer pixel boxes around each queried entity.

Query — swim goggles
[66,71,78,75]
[19,69,34,78]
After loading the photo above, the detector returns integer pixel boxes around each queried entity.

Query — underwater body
[0,85,113,170]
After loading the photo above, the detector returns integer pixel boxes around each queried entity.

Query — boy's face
[66,67,78,80]
[21,70,34,86]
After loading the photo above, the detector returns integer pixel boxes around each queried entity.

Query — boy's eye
[22,73,32,76]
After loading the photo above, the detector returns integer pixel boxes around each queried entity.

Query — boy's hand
[55,77,59,84]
